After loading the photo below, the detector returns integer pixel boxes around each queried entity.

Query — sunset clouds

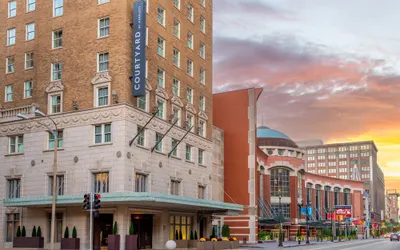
[213,0,400,176]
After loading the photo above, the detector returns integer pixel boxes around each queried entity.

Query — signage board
[335,205,352,216]
[132,0,147,96]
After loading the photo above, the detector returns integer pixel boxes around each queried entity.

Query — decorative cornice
[186,103,197,114]
[198,110,208,121]
[155,86,170,99]
[45,81,64,93]
[171,95,184,108]
[91,72,112,85]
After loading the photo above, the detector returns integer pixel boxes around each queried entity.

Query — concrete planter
[61,238,80,250]
[197,241,214,250]
[214,241,230,250]
[229,241,239,249]
[175,240,188,248]
[13,237,44,248]
[188,240,198,248]
[108,235,120,250]
[125,235,138,250]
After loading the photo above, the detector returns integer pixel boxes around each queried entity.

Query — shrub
[211,227,216,238]
[16,226,21,237]
[112,222,118,235]
[179,230,183,240]
[175,230,179,240]
[32,226,37,237]
[22,226,26,237]
[190,230,194,240]
[72,227,77,238]
[129,222,135,235]
[64,226,69,238]
[221,224,230,237]
[194,231,198,240]
[37,226,42,237]
[258,231,267,240]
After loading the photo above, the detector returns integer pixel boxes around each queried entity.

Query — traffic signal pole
[89,193,93,250]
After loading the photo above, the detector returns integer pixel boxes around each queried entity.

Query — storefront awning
[3,192,243,213]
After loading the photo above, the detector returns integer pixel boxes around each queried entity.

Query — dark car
[390,233,400,241]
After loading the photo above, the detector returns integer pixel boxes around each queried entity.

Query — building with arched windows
[213,88,365,243]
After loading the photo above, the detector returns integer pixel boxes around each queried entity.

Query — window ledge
[136,144,149,151]
[171,155,181,160]
[97,36,109,40]
[155,151,166,156]
[51,47,63,51]
[89,142,113,147]
[185,160,194,164]
[24,67,34,71]
[198,164,206,168]
[43,148,65,153]
[5,153,24,157]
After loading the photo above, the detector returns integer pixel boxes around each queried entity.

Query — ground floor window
[6,213,20,242]
[271,204,290,218]
[47,213,63,242]
[169,215,192,240]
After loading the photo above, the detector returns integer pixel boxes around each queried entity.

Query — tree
[72,227,77,238]
[37,226,42,237]
[22,226,26,237]
[179,230,183,240]
[211,227,216,238]
[194,231,198,240]
[221,224,230,237]
[64,226,69,238]
[16,226,21,237]
[190,230,194,240]
[112,222,118,235]
[129,222,135,235]
[175,230,179,240]
[32,226,37,237]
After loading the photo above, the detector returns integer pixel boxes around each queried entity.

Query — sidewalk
[239,240,339,249]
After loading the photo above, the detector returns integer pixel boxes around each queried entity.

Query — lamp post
[17,110,58,250]
[328,208,335,242]
[278,191,283,247]
[306,202,310,244]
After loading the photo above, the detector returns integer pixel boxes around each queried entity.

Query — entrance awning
[3,192,243,213]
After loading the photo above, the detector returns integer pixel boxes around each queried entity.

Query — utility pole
[89,193,93,250]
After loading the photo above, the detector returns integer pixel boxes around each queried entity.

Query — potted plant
[229,236,239,249]
[13,225,44,248]
[108,222,120,250]
[197,238,213,250]
[125,222,138,250]
[61,226,80,249]
[297,230,301,244]
[174,229,188,248]
[188,230,197,248]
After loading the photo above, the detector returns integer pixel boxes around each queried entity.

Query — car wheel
[390,239,392,241]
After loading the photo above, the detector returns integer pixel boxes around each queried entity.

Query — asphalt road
[295,238,400,250]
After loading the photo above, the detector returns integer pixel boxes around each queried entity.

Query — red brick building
[213,88,365,242]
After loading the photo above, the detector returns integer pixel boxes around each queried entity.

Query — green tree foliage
[21,226,26,237]
[221,224,230,237]
[72,227,77,238]
[16,226,21,237]
[37,226,42,237]
[64,226,69,238]
[32,226,37,237]
[113,222,118,235]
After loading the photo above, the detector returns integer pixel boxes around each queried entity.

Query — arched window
[334,187,341,205]
[324,186,331,210]
[343,188,351,205]
[297,173,302,200]
[315,185,322,220]
[270,168,290,197]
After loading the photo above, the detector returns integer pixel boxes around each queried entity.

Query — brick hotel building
[0,0,243,249]
[298,141,385,223]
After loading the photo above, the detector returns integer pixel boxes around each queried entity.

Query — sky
[213,0,400,179]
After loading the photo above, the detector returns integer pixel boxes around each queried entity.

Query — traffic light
[355,226,358,232]
[94,193,101,210]
[83,193,90,210]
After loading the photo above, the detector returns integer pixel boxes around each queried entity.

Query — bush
[190,230,194,240]
[32,226,37,237]
[194,231,198,240]
[22,226,26,237]
[64,226,69,238]
[179,230,183,240]
[72,227,77,238]
[258,231,267,240]
[16,226,21,237]
[37,226,42,237]
[112,222,118,235]
[221,224,230,237]
[129,222,135,235]
[175,230,179,240]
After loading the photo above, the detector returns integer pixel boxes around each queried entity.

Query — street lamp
[306,202,310,244]
[278,190,283,247]
[17,110,58,250]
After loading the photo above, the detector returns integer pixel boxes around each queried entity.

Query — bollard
[243,237,247,244]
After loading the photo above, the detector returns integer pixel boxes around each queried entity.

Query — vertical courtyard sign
[132,0,146,96]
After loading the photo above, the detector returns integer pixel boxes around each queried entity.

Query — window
[200,68,205,84]
[186,113,193,130]
[350,153,358,158]
[156,99,165,119]
[99,17,110,38]
[271,204,290,218]
[317,155,325,160]
[318,162,325,167]
[144,0,149,13]
[199,95,205,110]
[157,68,165,87]
[297,173,302,200]
[93,172,109,193]
[270,168,290,197]
[173,48,180,67]
[157,5,165,26]
[324,186,331,211]
[185,144,192,161]
[200,0,205,7]
[172,106,181,126]
[52,30,63,48]
[173,19,180,38]
[173,0,180,9]
[6,56,15,73]
[51,95,62,114]
[5,85,13,102]
[169,216,192,240]
[187,32,193,49]
[7,179,20,198]
[186,87,192,103]
[97,87,109,106]
[170,180,180,195]
[328,169,337,173]
[155,133,163,152]
[94,124,111,144]
[26,23,35,40]
[7,28,16,45]
[198,185,205,199]
[24,81,33,98]
[187,59,193,76]
[135,173,147,192]
[173,78,180,96]
[52,62,62,81]
[328,154,336,159]
[334,187,340,205]
[187,3,194,22]
[136,126,145,146]
[49,175,64,195]
[343,189,351,205]
[308,163,315,168]
[53,0,63,17]
[48,131,63,149]
[198,120,205,137]
[198,149,204,165]
[171,138,178,157]
[98,52,109,72]
[307,156,315,161]
[200,43,205,59]
[339,154,347,159]
[200,16,205,33]
[27,0,36,12]
[47,213,63,242]
[6,213,20,242]
[328,162,336,166]
[318,169,326,174]
[9,1,16,17]
[317,148,326,153]
[24,52,34,69]
[137,93,147,111]
[157,36,165,56]
[99,0,110,4]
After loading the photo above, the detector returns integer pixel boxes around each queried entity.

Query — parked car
[384,233,392,239]
[390,233,400,241]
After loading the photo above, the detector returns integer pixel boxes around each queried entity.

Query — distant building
[387,194,399,223]
[300,140,385,223]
